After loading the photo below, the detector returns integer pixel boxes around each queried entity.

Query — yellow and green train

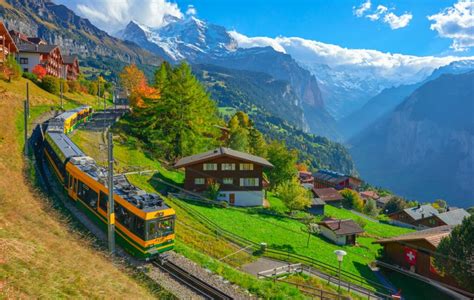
[43,107,175,260]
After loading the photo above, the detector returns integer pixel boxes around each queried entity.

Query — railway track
[32,118,235,300]
[152,260,233,300]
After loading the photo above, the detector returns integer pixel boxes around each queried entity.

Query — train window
[77,180,98,208]
[146,216,175,240]
[99,192,108,212]
[114,203,145,239]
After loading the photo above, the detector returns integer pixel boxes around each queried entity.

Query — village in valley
[0,1,473,299]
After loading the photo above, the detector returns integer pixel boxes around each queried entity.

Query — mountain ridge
[0,0,161,69]
[117,18,339,139]
[350,71,474,207]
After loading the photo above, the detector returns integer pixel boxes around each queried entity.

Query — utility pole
[107,131,115,254]
[97,79,101,108]
[24,99,28,156]
[60,79,63,110]
[26,82,30,118]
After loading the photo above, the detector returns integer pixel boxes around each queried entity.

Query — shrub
[4,55,22,81]
[32,65,47,79]
[60,79,69,94]
[68,80,80,93]
[22,72,38,83]
[355,218,367,229]
[363,199,378,217]
[88,81,98,95]
[41,75,60,94]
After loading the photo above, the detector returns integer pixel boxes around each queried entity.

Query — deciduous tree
[266,141,298,189]
[277,178,312,213]
[383,197,407,214]
[340,188,364,211]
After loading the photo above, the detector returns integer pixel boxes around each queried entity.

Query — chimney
[447,206,450,212]
[35,44,38,51]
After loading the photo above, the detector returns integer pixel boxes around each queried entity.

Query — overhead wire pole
[26,82,30,118]
[107,130,115,254]
[24,99,28,156]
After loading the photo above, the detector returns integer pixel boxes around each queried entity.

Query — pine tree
[138,62,220,160]
[228,127,249,152]
[248,127,267,157]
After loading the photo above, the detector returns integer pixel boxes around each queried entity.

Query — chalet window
[221,163,235,171]
[203,163,217,171]
[222,178,233,185]
[240,178,259,187]
[240,163,254,171]
[19,57,28,64]
[195,178,205,185]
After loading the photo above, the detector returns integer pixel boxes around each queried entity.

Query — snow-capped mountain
[116,14,473,137]
[117,17,237,62]
[117,16,341,139]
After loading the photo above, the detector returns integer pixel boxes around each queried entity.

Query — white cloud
[428,0,474,52]
[229,31,474,83]
[186,5,197,16]
[353,0,371,17]
[366,5,388,21]
[383,12,413,29]
[353,1,412,30]
[56,0,183,33]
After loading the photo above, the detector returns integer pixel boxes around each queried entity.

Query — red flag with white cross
[404,247,417,265]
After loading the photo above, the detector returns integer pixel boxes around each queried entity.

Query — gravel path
[167,252,255,300]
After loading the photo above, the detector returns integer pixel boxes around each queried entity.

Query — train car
[43,109,175,260]
[48,106,93,133]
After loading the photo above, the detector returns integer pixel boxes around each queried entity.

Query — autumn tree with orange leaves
[119,64,159,109]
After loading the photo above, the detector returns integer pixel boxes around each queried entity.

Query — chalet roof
[313,169,348,184]
[312,187,344,202]
[360,190,379,199]
[374,225,454,248]
[312,197,326,206]
[318,219,364,235]
[63,55,78,65]
[376,196,392,205]
[174,147,273,168]
[394,204,439,221]
[436,209,470,226]
[18,44,58,54]
[26,37,45,45]
[0,22,18,52]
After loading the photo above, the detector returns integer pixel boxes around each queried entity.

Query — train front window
[147,216,175,240]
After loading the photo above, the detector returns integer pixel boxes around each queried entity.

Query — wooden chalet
[0,22,18,64]
[174,147,273,207]
[388,204,440,225]
[373,225,471,295]
[17,44,63,77]
[376,195,392,208]
[62,55,80,81]
[313,169,362,190]
[312,187,344,207]
[318,219,364,245]
[412,208,470,228]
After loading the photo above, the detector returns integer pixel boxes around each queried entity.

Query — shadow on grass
[148,171,184,195]
[352,261,386,292]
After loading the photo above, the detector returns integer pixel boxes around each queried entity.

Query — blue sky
[174,0,468,56]
[56,0,474,57]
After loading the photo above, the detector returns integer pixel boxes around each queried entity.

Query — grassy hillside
[70,128,373,299]
[0,78,157,298]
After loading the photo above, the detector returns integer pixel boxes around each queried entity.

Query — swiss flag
[404,247,417,265]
